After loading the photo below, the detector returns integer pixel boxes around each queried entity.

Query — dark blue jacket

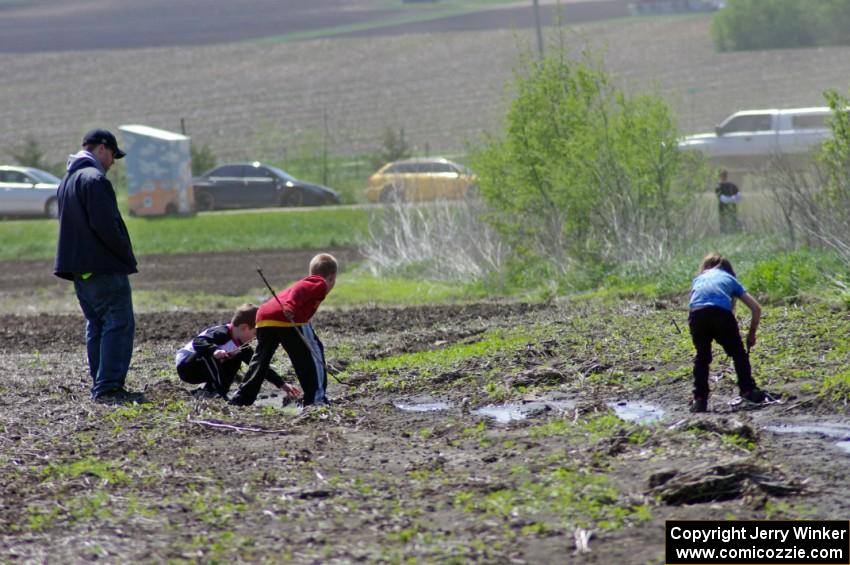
[54,152,137,280]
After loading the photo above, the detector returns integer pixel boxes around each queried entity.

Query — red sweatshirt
[256,275,329,328]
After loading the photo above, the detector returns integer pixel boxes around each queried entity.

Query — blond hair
[309,253,338,277]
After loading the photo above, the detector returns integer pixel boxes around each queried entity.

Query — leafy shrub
[191,142,217,175]
[742,252,821,300]
[712,0,850,52]
[765,89,850,270]
[470,47,702,274]
[370,126,413,171]
[7,135,63,176]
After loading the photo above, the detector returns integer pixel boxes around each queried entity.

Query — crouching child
[688,253,773,412]
[229,253,337,407]
[175,303,299,399]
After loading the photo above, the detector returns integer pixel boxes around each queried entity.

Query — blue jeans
[73,273,135,398]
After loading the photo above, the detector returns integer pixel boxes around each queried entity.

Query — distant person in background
[54,129,140,403]
[715,170,741,233]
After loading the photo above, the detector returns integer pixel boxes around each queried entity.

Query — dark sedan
[191,162,341,211]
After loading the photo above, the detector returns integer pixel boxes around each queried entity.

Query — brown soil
[0,250,848,563]
[0,0,626,53]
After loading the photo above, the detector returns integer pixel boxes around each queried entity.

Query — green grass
[453,464,651,533]
[0,207,370,262]
[570,234,849,303]
[0,273,493,314]
[326,274,488,306]
[356,328,531,372]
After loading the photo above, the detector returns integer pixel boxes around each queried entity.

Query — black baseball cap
[82,128,126,159]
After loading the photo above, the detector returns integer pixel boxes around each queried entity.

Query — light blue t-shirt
[688,267,745,312]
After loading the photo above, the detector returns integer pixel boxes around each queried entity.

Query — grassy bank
[576,234,850,305]
[0,207,371,262]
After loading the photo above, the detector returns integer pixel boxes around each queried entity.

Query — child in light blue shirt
[688,253,768,412]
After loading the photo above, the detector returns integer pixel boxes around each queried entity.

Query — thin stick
[670,316,682,334]
[187,415,291,434]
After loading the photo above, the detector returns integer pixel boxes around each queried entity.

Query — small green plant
[42,457,129,485]
[721,433,757,451]
[819,369,850,402]
[191,142,217,175]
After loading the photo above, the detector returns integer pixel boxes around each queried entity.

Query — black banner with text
[666,520,849,565]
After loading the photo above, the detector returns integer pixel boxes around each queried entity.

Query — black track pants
[688,306,755,400]
[232,326,326,406]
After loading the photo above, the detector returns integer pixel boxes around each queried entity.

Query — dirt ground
[1,250,848,563]
[0,0,625,53]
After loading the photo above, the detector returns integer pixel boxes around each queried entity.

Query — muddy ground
[1,250,849,563]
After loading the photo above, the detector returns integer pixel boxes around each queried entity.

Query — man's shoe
[690,397,708,413]
[93,388,145,405]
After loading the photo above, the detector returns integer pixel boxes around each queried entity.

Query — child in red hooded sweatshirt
[229,253,337,407]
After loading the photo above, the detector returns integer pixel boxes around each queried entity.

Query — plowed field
[1,250,848,562]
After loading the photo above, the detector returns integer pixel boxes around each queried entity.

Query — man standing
[715,170,741,233]
[55,129,139,402]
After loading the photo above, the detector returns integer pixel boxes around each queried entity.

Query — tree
[370,127,413,170]
[8,136,50,170]
[191,142,217,175]
[470,48,701,272]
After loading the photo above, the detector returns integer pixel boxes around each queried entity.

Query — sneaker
[228,394,254,407]
[741,388,766,404]
[742,388,782,405]
[93,388,145,405]
[690,397,708,413]
[191,386,219,400]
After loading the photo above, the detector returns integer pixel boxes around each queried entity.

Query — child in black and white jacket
[175,303,299,399]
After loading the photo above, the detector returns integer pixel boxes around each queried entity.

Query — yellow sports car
[366,158,477,203]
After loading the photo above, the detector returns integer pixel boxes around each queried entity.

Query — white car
[0,166,61,218]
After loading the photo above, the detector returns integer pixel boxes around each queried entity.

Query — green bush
[191,142,217,175]
[743,255,818,300]
[712,0,850,52]
[470,47,700,273]
[369,126,413,171]
[6,135,64,176]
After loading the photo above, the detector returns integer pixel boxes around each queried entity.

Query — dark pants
[177,355,240,396]
[232,325,327,406]
[73,273,135,398]
[688,306,755,400]
[719,203,738,233]
[177,352,284,397]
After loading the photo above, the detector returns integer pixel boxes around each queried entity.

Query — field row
[4,16,850,170]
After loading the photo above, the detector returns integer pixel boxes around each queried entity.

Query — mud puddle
[254,393,300,413]
[394,400,451,413]
[474,399,574,423]
[765,422,850,455]
[607,400,664,424]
